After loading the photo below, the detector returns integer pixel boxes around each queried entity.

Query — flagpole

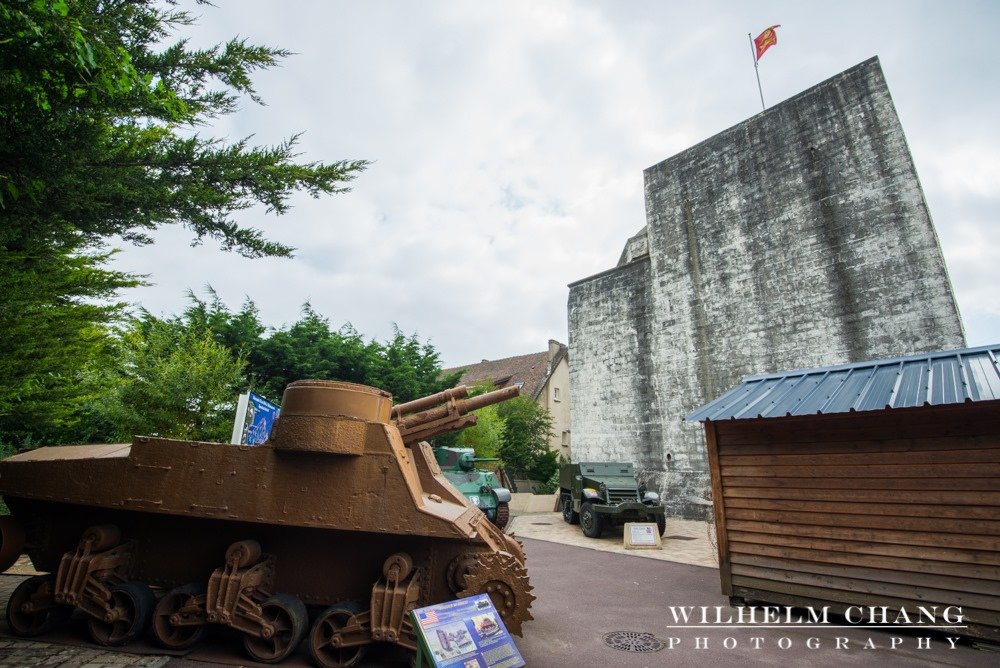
[748,33,765,111]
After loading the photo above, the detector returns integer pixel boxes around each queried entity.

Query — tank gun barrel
[393,385,520,446]
[391,386,469,418]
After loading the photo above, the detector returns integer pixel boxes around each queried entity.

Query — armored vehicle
[0,381,533,666]
[559,462,665,538]
[433,448,512,529]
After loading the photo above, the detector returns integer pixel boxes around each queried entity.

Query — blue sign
[412,594,525,668]
[245,392,280,445]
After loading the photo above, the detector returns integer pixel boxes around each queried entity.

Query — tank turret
[0,380,533,666]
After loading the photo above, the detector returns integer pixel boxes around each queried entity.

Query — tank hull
[0,381,533,664]
[6,497,497,608]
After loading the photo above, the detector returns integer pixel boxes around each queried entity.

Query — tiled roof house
[445,340,571,457]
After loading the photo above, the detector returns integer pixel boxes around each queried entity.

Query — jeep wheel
[561,497,579,525]
[655,514,666,537]
[580,502,604,538]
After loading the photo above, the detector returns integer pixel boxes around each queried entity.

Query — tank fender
[492,488,512,504]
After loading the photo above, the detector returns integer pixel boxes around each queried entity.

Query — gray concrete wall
[568,57,966,518]
[568,257,663,473]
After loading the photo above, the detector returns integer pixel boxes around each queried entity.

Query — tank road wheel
[446,554,477,595]
[152,583,207,650]
[457,552,535,636]
[87,581,156,647]
[494,502,511,530]
[226,539,262,568]
[82,524,121,551]
[6,575,70,637]
[308,602,367,668]
[383,552,414,581]
[580,502,604,538]
[561,496,579,525]
[242,593,308,664]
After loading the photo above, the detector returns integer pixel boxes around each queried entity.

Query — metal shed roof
[686,343,1000,422]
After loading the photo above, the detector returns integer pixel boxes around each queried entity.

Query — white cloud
[114,0,1000,365]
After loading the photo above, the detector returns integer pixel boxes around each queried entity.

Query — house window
[553,387,561,402]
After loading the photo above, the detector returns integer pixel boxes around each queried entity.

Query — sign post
[411,594,525,668]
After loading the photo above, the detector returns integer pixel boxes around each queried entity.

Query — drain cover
[602,631,665,653]
[664,535,697,541]
[531,522,551,526]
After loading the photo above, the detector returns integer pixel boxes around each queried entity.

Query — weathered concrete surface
[508,492,559,514]
[508,511,718,568]
[568,57,966,517]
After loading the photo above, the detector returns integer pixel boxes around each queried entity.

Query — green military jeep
[559,462,665,538]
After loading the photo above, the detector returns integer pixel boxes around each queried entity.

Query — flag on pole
[753,25,781,61]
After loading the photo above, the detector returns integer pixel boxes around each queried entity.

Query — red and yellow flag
[753,24,781,61]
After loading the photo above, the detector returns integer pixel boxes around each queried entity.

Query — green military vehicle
[559,462,665,538]
[435,446,513,529]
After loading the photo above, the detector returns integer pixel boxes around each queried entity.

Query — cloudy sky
[113,0,1000,368]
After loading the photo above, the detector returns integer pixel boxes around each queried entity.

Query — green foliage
[90,310,247,442]
[0,441,13,512]
[526,448,559,483]
[368,327,462,403]
[250,307,457,403]
[0,269,459,448]
[0,246,136,448]
[0,0,367,449]
[251,305,370,399]
[496,395,556,481]
[533,468,560,495]
[455,404,504,459]
[0,0,368,255]
[431,381,558,482]
[181,288,266,357]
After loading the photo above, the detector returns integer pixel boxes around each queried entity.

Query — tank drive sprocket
[457,551,534,636]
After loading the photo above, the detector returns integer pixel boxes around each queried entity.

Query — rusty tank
[0,380,532,666]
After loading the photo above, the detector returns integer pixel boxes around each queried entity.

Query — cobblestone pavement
[0,638,171,668]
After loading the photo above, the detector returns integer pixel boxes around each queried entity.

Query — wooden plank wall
[707,401,1000,639]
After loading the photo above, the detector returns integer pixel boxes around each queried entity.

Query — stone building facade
[567,57,965,518]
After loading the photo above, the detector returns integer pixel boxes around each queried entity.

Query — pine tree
[0,1,367,447]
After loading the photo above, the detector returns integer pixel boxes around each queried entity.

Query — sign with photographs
[412,594,525,668]
[229,392,280,445]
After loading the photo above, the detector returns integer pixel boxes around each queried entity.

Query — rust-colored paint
[393,385,520,446]
[0,380,533,665]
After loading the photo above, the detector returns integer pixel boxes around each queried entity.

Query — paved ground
[516,538,994,667]
[507,511,718,568]
[2,514,996,667]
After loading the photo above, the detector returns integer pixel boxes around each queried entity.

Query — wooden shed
[687,344,1000,642]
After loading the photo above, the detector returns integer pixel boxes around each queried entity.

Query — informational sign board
[624,522,662,550]
[229,392,280,445]
[412,594,525,668]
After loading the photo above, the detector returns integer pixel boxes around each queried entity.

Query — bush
[533,469,560,495]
